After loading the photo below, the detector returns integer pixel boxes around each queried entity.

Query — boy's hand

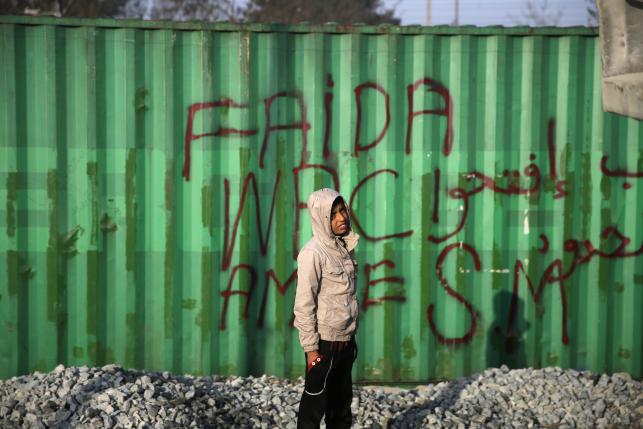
[306,351,323,372]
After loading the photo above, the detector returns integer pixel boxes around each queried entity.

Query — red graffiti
[538,234,549,254]
[348,169,414,242]
[510,259,569,345]
[428,187,470,243]
[362,259,405,311]
[406,77,453,156]
[220,264,257,330]
[182,76,454,182]
[261,92,311,169]
[323,92,333,160]
[432,168,441,223]
[257,268,298,329]
[507,226,642,345]
[222,171,281,271]
[462,162,542,196]
[428,242,481,345]
[600,155,643,178]
[179,79,641,348]
[182,99,258,181]
[546,119,568,199]
[354,82,391,157]
[553,180,568,199]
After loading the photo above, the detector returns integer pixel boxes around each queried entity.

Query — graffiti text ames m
[257,268,298,328]
[222,171,281,271]
[220,264,258,330]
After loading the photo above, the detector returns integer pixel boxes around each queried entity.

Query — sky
[383,0,594,26]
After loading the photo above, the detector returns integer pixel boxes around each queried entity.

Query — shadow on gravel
[386,293,532,427]
[55,366,141,427]
[386,375,474,427]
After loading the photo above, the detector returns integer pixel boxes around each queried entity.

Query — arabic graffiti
[183,75,642,347]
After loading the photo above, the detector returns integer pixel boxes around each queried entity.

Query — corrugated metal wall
[1,16,641,382]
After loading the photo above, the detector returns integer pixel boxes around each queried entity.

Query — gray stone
[144,388,154,400]
[593,399,606,416]
[2,365,641,429]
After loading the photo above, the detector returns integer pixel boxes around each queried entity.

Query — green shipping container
[0,16,641,382]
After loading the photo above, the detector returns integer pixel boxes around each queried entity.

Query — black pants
[297,338,357,429]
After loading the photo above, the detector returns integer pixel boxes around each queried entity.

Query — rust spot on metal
[17,252,35,280]
[100,213,118,232]
[47,170,57,202]
[181,299,197,309]
[199,248,213,341]
[135,87,148,112]
[165,163,174,211]
[46,246,58,322]
[61,225,84,258]
[202,184,214,236]
[164,164,174,339]
[547,352,558,366]
[47,169,59,322]
[88,341,98,362]
[579,153,592,238]
[6,172,16,238]
[72,346,83,358]
[401,335,416,359]
[87,251,98,335]
[126,313,136,329]
[87,162,98,245]
[126,149,137,272]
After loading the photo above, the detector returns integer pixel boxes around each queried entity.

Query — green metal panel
[0,16,640,383]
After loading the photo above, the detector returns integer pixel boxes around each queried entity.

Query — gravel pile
[1,364,641,428]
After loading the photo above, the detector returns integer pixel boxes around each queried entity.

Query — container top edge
[0,14,599,36]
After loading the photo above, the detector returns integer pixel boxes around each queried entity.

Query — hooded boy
[294,188,360,429]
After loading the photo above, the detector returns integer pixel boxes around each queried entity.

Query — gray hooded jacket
[293,188,360,352]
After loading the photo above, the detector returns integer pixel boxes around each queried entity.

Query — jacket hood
[306,188,359,252]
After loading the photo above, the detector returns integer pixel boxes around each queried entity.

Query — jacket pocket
[319,294,352,331]
[324,264,354,296]
[324,264,346,285]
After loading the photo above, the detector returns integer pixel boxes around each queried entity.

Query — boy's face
[330,199,349,236]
